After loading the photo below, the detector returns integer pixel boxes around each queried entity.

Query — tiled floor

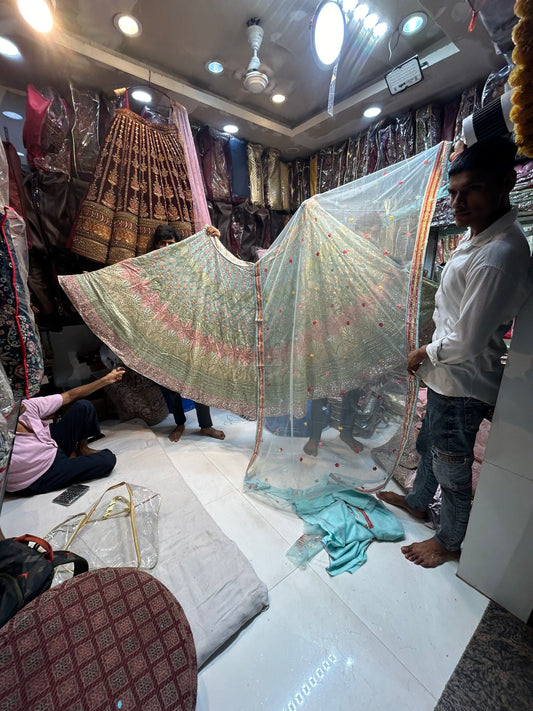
[151,408,488,711]
[2,407,488,710]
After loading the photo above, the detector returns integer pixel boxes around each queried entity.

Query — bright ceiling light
[2,111,24,120]
[223,124,239,134]
[363,106,381,118]
[400,12,427,35]
[271,93,286,104]
[131,90,152,103]
[342,0,359,13]
[312,0,345,67]
[363,12,379,30]
[373,22,388,38]
[206,60,224,74]
[353,3,369,21]
[17,151,25,157]
[17,0,54,33]
[0,37,21,57]
[114,13,142,37]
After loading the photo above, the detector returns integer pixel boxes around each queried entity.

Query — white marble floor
[149,408,488,711]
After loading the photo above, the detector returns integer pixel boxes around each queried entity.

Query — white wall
[458,288,533,622]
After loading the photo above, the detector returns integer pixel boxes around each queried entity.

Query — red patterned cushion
[0,568,197,711]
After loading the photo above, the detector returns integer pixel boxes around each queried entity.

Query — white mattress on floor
[1,419,269,667]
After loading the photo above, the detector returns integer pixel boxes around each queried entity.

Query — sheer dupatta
[60,142,448,502]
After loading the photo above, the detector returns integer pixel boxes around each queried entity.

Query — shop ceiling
[0,0,507,159]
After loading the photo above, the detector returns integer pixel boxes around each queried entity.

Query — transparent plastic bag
[45,482,161,582]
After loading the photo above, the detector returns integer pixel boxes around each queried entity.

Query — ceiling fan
[242,18,270,94]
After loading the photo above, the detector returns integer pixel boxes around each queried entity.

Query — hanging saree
[60,143,448,502]
[69,109,195,265]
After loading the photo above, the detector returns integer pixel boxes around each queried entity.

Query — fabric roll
[441,99,460,142]
[197,127,232,204]
[356,131,370,178]
[376,123,396,170]
[333,141,348,188]
[415,104,442,154]
[309,153,318,196]
[247,142,265,207]
[0,141,8,210]
[263,148,282,211]
[70,85,101,181]
[395,111,415,162]
[280,161,290,213]
[23,84,71,176]
[229,137,251,202]
[0,208,43,399]
[318,147,335,193]
[2,143,28,224]
[344,136,359,183]
[172,103,211,231]
[69,109,194,264]
[455,85,481,142]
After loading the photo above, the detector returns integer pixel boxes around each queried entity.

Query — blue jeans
[160,387,213,429]
[405,388,492,551]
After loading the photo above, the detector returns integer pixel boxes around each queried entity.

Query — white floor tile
[307,491,488,699]
[197,569,436,711]
[204,490,296,590]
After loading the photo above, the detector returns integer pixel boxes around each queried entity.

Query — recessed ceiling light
[2,111,23,120]
[271,93,286,104]
[0,37,21,57]
[131,89,152,103]
[363,12,379,30]
[223,124,239,134]
[353,3,369,21]
[206,60,224,74]
[373,22,388,38]
[363,106,381,118]
[114,13,142,37]
[312,0,345,68]
[17,0,54,33]
[400,12,427,35]
[17,151,24,157]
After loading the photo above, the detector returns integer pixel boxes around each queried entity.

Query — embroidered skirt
[70,109,194,264]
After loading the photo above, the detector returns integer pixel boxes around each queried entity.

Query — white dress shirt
[418,206,531,404]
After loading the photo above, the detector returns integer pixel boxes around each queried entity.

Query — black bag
[0,533,89,628]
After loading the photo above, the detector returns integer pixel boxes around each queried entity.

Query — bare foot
[339,431,363,453]
[169,424,185,442]
[303,438,318,456]
[199,427,225,440]
[376,491,426,519]
[401,537,460,568]
[77,443,101,456]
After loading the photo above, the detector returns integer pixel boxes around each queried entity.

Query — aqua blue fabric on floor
[291,490,404,575]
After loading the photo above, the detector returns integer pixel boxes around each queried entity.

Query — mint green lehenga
[60,142,448,509]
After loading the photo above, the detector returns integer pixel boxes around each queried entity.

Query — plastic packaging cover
[45,482,161,580]
[0,141,8,210]
[247,142,265,207]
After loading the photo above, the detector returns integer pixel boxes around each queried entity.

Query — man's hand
[61,367,126,406]
[205,225,221,239]
[407,345,428,376]
[100,367,126,387]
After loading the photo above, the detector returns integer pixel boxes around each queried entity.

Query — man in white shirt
[378,137,531,567]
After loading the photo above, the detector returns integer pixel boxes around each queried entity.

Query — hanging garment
[0,208,43,399]
[59,143,448,502]
[229,137,251,203]
[247,143,265,207]
[69,108,194,265]
[171,103,211,231]
[197,127,232,204]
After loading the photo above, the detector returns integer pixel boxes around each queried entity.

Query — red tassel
[468,10,478,32]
